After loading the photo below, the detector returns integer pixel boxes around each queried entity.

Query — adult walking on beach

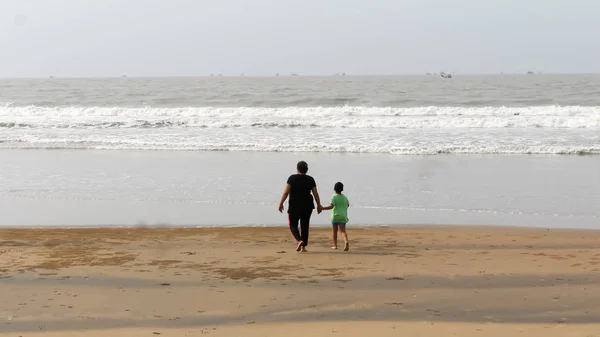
[278,161,323,252]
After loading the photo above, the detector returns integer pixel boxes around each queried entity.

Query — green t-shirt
[330,193,349,223]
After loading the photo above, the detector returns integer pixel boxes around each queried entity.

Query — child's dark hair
[334,182,344,193]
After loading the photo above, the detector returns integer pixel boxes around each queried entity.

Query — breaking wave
[1,105,599,129]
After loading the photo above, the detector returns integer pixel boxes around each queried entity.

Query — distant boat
[291,73,298,76]
[440,72,452,79]
[527,71,534,75]
[276,73,279,76]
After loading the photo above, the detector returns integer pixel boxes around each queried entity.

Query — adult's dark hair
[297,161,308,174]
[334,182,344,193]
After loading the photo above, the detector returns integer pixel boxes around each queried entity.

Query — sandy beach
[2,225,600,336]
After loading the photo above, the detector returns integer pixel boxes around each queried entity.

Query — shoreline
[2,150,599,229]
[2,148,600,156]
[1,223,600,232]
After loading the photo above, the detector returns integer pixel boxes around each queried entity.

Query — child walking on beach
[322,182,350,251]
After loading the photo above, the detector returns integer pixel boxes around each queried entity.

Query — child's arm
[322,194,336,211]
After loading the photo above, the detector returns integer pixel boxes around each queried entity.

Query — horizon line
[1,72,600,80]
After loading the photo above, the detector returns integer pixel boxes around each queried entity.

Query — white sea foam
[1,136,599,155]
[1,105,599,129]
[1,105,599,154]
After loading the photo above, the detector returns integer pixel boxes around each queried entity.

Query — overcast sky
[0,0,598,77]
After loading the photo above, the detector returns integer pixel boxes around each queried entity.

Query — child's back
[330,193,349,224]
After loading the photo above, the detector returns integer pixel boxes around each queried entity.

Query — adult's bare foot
[296,241,304,252]
[301,246,307,252]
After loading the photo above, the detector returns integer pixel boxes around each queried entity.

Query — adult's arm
[312,186,323,213]
[278,184,291,212]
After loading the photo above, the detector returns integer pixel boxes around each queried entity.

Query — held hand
[317,204,323,214]
[278,203,284,213]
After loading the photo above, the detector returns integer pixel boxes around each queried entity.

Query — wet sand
[3,150,600,229]
[2,226,600,336]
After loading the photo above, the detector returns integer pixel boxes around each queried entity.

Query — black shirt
[286,174,316,214]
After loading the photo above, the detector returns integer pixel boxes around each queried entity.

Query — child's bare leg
[331,225,338,249]
[339,225,349,251]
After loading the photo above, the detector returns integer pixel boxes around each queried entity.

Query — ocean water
[1,75,600,155]
[1,75,599,228]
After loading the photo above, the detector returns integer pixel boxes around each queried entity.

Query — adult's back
[286,173,316,214]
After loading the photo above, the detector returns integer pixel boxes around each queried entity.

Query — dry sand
[1,226,600,336]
